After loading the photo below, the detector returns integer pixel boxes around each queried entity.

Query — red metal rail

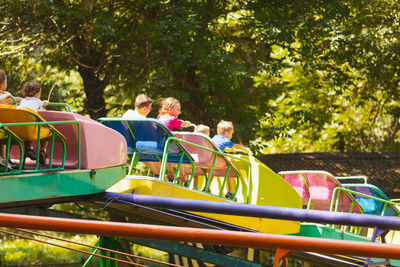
[1,212,400,262]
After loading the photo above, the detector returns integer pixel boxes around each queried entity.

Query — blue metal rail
[101,192,400,230]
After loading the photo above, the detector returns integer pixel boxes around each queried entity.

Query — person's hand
[225,144,250,154]
[181,120,191,127]
[0,92,13,104]
[42,100,49,107]
[0,92,11,99]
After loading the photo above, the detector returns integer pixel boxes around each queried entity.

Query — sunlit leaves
[1,0,400,152]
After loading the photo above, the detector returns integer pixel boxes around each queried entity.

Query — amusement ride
[1,99,400,267]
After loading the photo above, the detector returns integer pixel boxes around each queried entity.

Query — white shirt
[20,97,43,112]
[122,109,145,119]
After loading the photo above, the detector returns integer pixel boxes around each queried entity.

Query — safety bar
[0,120,80,174]
[47,102,72,112]
[163,136,252,202]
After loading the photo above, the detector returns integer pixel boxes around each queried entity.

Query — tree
[2,0,400,151]
[1,0,157,118]
[0,0,271,143]
[249,0,400,153]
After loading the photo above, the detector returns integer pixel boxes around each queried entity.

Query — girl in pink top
[157,97,192,131]
[157,97,192,182]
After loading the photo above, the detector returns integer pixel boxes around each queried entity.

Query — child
[122,94,158,175]
[20,80,49,165]
[211,120,247,199]
[122,94,152,119]
[192,124,210,190]
[157,97,192,181]
[0,70,21,170]
[212,120,247,153]
[195,124,210,136]
[20,81,49,112]
[0,70,15,106]
[157,97,192,131]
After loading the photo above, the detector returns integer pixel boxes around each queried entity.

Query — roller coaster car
[278,170,363,213]
[336,176,400,217]
[279,170,400,249]
[0,105,128,207]
[100,117,302,235]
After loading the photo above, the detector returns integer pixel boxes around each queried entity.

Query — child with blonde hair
[212,120,235,152]
[157,97,193,182]
[195,124,210,136]
[212,120,247,199]
[191,124,210,189]
[157,97,192,131]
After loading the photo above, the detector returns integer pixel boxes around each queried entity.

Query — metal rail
[101,192,400,230]
[1,212,400,261]
[0,120,81,172]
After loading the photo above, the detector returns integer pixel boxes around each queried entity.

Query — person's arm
[225,143,249,154]
[0,93,15,105]
[181,120,192,127]
[0,92,11,102]
[0,95,8,102]
[232,143,247,150]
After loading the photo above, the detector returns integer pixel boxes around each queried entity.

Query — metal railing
[162,136,252,202]
[0,120,81,174]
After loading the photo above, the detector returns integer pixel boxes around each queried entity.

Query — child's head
[135,94,152,116]
[159,97,181,117]
[217,120,234,139]
[0,70,7,91]
[22,81,42,98]
[196,124,210,136]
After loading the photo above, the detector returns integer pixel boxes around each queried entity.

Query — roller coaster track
[2,193,400,266]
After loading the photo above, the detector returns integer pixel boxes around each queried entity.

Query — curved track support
[364,226,391,267]
[273,247,291,267]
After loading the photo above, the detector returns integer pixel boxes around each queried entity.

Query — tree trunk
[78,66,108,119]
[178,67,212,127]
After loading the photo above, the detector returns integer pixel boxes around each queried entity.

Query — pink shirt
[158,114,182,131]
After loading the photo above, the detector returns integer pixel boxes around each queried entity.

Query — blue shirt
[211,134,234,152]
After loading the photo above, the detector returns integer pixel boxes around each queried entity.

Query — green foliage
[131,244,168,267]
[0,230,168,266]
[51,202,110,221]
[1,0,400,152]
[0,0,272,142]
[0,230,98,265]
[250,0,400,154]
